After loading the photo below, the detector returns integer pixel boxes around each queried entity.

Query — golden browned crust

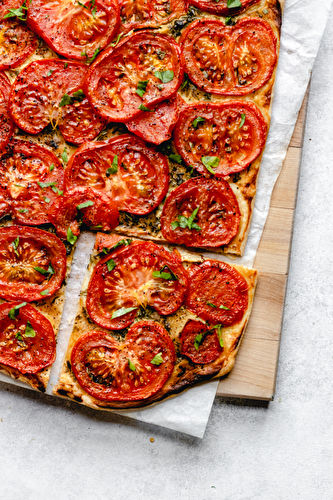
[53,234,257,410]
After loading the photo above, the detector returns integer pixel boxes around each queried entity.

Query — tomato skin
[180,320,222,364]
[0,302,56,374]
[0,226,67,302]
[180,18,277,95]
[187,0,258,15]
[66,134,170,215]
[186,260,248,326]
[0,139,65,226]
[86,240,188,330]
[85,31,184,122]
[27,0,120,61]
[0,72,14,151]
[126,94,184,145]
[173,101,267,177]
[119,0,188,33]
[49,186,119,240]
[0,19,38,70]
[9,58,106,144]
[71,321,175,402]
[161,177,240,248]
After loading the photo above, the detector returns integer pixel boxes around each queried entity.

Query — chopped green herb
[52,186,63,196]
[15,332,23,341]
[151,352,163,365]
[64,62,68,68]
[171,207,201,232]
[227,0,241,8]
[111,307,138,319]
[14,184,24,188]
[106,259,116,272]
[180,73,189,90]
[91,6,96,17]
[38,181,57,189]
[34,264,54,276]
[219,304,230,310]
[59,93,72,107]
[239,113,246,128]
[154,70,174,83]
[77,0,88,8]
[106,155,118,176]
[206,302,217,308]
[192,116,205,128]
[212,324,224,348]
[47,70,53,77]
[77,200,94,210]
[169,153,182,164]
[40,289,49,296]
[44,197,50,203]
[62,147,68,164]
[103,239,132,254]
[110,33,123,47]
[90,225,102,229]
[59,89,85,107]
[263,8,268,14]
[136,80,149,98]
[139,104,153,112]
[12,237,19,257]
[8,302,27,320]
[67,227,77,245]
[225,16,236,25]
[24,321,36,338]
[152,266,178,281]
[3,0,27,21]
[127,358,136,371]
[49,163,55,172]
[84,47,100,64]
[202,156,219,174]
[18,209,28,213]
[206,301,230,310]
[194,333,203,351]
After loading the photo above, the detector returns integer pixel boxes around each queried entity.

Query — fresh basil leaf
[77,0,88,8]
[77,200,94,210]
[84,47,100,64]
[44,197,50,203]
[170,221,179,230]
[72,89,85,102]
[169,153,182,164]
[154,70,174,83]
[47,70,53,77]
[67,227,77,245]
[206,302,217,308]
[225,15,236,25]
[111,239,132,251]
[49,163,55,172]
[38,181,57,189]
[111,307,138,319]
[181,73,189,90]
[106,155,118,176]
[139,104,153,112]
[18,209,28,213]
[202,156,219,174]
[152,266,178,281]
[62,147,68,164]
[91,6,96,17]
[59,93,72,107]
[110,33,123,47]
[52,186,63,196]
[15,332,23,341]
[212,324,224,347]
[8,302,27,320]
[188,207,199,229]
[192,116,205,128]
[12,237,19,257]
[171,207,201,232]
[3,0,27,21]
[64,62,68,68]
[136,80,149,98]
[34,266,48,275]
[107,259,116,272]
[194,333,203,351]
[227,0,241,8]
[40,289,49,296]
[219,304,230,310]
[127,358,136,371]
[151,352,163,365]
[239,113,246,128]
[24,321,36,338]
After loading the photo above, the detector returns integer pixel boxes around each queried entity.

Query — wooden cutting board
[216,91,309,401]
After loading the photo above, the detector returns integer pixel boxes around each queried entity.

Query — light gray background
[1,9,333,500]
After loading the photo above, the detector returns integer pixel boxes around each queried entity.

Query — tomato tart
[53,234,257,409]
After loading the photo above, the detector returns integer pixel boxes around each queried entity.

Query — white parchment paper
[1,0,332,438]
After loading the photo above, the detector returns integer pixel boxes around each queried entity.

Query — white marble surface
[2,9,333,500]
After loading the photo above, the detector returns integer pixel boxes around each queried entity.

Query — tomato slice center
[193,34,229,84]
[69,8,107,43]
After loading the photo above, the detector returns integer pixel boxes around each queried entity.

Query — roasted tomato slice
[119,0,187,32]
[181,19,277,95]
[71,321,175,402]
[126,94,184,145]
[0,139,64,226]
[87,240,188,330]
[66,134,169,215]
[0,226,67,302]
[187,0,258,15]
[161,177,240,248]
[180,320,222,364]
[0,302,56,374]
[49,186,119,240]
[174,101,267,177]
[186,260,248,326]
[85,31,184,122]
[0,72,14,151]
[27,0,119,61]
[0,18,37,70]
[9,59,106,144]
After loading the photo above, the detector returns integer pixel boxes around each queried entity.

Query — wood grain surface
[216,91,309,400]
